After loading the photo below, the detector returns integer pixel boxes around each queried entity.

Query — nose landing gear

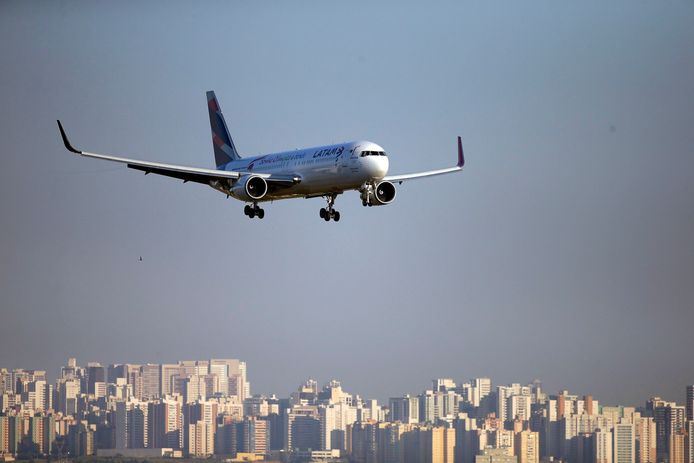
[359,183,374,207]
[319,194,340,222]
[244,203,265,219]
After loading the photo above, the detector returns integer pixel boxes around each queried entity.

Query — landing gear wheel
[320,193,341,222]
[362,200,368,207]
[257,208,265,219]
[244,205,252,216]
[248,208,256,218]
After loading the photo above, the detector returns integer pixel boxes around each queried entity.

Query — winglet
[57,120,82,154]
[457,136,465,167]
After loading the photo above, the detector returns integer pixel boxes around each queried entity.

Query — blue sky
[1,0,693,406]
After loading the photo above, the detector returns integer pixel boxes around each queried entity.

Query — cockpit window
[360,150,387,157]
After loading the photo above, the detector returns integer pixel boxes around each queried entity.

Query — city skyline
[2,357,693,462]
[2,357,692,410]
[2,0,694,420]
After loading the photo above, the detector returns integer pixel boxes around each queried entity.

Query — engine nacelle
[361,180,397,206]
[230,175,268,201]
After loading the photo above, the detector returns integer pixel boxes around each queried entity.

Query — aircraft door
[341,145,360,175]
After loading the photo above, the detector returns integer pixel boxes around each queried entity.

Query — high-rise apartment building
[498,384,532,423]
[285,406,320,451]
[475,378,493,406]
[148,397,184,449]
[61,358,80,380]
[434,379,457,392]
[432,426,456,463]
[635,416,657,463]
[86,363,105,395]
[654,403,685,462]
[685,421,693,463]
[57,378,80,415]
[390,395,420,424]
[188,421,214,457]
[614,423,636,463]
[0,369,11,395]
[670,432,686,463]
[107,364,127,384]
[68,421,95,457]
[420,391,437,424]
[319,401,357,450]
[115,399,149,449]
[207,359,249,401]
[237,416,269,454]
[686,386,694,422]
[124,364,142,399]
[28,415,55,455]
[160,364,180,397]
[595,429,614,463]
[0,415,8,453]
[358,399,385,423]
[0,415,21,454]
[348,420,378,463]
[214,415,238,456]
[186,401,218,429]
[515,430,540,463]
[139,364,161,400]
[183,375,206,404]
[208,360,229,396]
[376,421,407,463]
[177,361,200,378]
[401,425,455,463]
[454,413,479,463]
[22,379,47,411]
[509,395,532,423]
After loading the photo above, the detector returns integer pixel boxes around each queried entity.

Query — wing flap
[127,164,215,184]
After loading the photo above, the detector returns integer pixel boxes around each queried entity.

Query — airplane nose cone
[364,156,388,179]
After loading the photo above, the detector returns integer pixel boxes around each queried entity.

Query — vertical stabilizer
[207,91,241,168]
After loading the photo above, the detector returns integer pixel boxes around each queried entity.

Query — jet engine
[360,180,397,206]
[231,175,268,201]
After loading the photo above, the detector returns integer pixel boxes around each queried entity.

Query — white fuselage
[220,140,389,200]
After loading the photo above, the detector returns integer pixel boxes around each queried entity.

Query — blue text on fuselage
[313,146,345,158]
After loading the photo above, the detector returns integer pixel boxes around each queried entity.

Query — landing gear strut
[244,203,264,219]
[360,183,374,207]
[319,194,340,222]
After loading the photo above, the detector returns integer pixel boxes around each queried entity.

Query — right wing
[57,121,300,186]
[383,136,465,183]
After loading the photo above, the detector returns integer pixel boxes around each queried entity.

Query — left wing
[57,121,300,185]
[383,136,465,183]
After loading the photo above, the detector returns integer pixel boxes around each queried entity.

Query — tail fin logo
[206,91,241,168]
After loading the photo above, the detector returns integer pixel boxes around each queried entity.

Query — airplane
[57,91,464,222]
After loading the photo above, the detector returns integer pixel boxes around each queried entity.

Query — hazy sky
[1,1,693,407]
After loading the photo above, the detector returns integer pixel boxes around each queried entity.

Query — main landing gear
[319,194,340,222]
[244,203,265,219]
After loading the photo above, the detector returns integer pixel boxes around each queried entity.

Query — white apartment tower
[635,416,657,463]
[614,423,636,463]
[595,429,614,463]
